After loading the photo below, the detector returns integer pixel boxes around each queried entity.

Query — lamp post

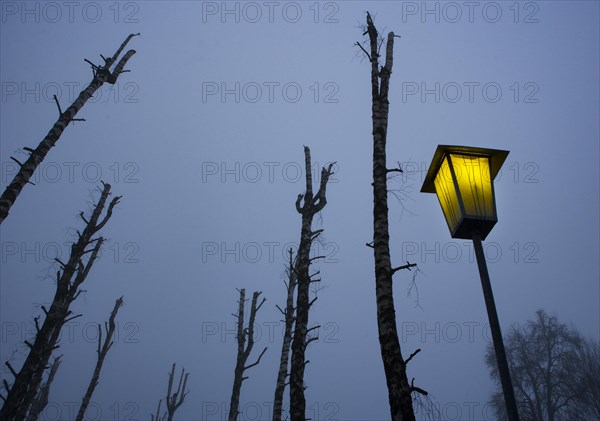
[421,145,520,421]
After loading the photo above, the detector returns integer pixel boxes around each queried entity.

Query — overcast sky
[1,1,599,420]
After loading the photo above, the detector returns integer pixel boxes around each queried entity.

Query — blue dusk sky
[1,1,599,420]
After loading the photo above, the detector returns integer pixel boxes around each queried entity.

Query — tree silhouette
[272,249,297,421]
[0,33,138,224]
[76,297,124,421]
[151,363,190,421]
[229,289,267,421]
[485,310,600,421]
[289,146,335,421]
[24,355,62,421]
[0,182,121,420]
[357,12,424,421]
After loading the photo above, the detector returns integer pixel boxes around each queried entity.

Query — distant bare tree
[290,146,335,421]
[151,363,189,421]
[572,337,600,419]
[356,12,423,421]
[76,297,124,421]
[0,182,121,421]
[164,363,189,421]
[0,33,139,224]
[273,248,297,421]
[485,310,600,421]
[24,355,62,421]
[229,289,268,421]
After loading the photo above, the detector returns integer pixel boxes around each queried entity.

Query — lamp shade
[421,145,509,240]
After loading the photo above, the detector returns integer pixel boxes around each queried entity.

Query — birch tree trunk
[289,147,334,421]
[272,249,297,421]
[361,12,425,421]
[229,290,268,421]
[75,297,124,421]
[0,182,121,421]
[0,33,138,224]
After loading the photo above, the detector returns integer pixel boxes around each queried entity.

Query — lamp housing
[421,145,509,240]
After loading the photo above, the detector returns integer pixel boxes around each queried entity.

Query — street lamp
[421,145,520,421]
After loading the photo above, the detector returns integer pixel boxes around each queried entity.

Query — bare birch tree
[0,33,139,224]
[0,182,121,421]
[229,289,268,421]
[75,297,124,421]
[24,355,62,421]
[272,248,297,421]
[357,12,425,421]
[289,146,335,421]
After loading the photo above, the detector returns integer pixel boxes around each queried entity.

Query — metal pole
[472,232,520,421]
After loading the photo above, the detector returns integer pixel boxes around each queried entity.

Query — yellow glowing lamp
[421,145,509,240]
